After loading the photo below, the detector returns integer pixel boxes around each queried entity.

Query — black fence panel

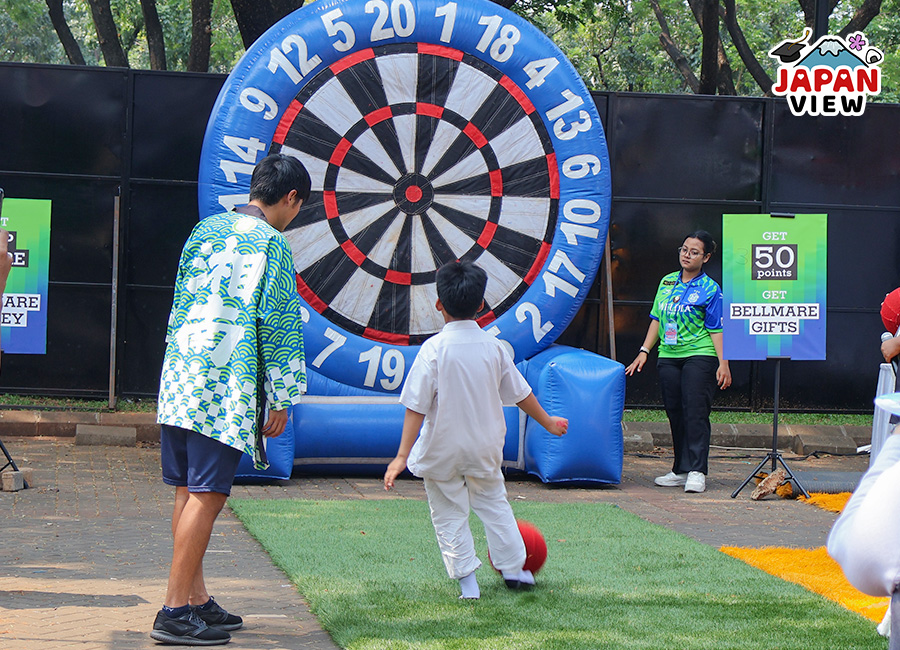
[118,72,227,396]
[769,102,900,209]
[0,64,126,176]
[130,71,227,182]
[0,62,898,412]
[608,94,764,202]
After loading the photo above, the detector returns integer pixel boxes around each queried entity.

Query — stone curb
[0,411,871,456]
[0,410,158,442]
[622,421,868,454]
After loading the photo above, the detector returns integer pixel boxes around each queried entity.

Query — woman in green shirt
[625,230,731,494]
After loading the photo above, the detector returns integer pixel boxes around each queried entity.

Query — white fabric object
[400,320,532,480]
[828,434,900,596]
[873,365,898,464]
[424,473,526,579]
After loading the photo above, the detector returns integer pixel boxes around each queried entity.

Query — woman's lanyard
[663,275,701,345]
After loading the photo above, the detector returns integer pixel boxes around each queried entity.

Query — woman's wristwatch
[639,346,650,355]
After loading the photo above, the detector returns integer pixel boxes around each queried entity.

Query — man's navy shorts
[160,425,243,495]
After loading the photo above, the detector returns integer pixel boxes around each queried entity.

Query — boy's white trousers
[423,473,526,579]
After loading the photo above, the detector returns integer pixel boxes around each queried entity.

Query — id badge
[664,321,677,345]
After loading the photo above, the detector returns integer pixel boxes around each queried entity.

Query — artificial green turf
[229,499,883,650]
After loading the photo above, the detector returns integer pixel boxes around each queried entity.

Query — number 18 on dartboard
[722,214,827,361]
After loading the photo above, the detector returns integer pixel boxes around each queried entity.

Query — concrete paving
[0,431,872,650]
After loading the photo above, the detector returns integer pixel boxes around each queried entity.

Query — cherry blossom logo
[769,30,882,116]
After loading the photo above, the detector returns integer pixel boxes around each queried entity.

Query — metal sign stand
[731,358,810,498]
[0,188,27,488]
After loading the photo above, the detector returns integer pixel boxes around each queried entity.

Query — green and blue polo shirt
[650,271,723,359]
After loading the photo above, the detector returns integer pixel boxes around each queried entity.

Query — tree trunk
[798,0,839,30]
[44,0,86,65]
[86,0,129,67]
[837,0,883,38]
[140,0,167,70]
[650,0,699,93]
[722,0,773,95]
[188,0,212,72]
[697,0,720,95]
[715,41,736,96]
[230,0,305,49]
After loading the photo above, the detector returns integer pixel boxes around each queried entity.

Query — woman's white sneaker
[654,471,688,487]
[684,471,706,493]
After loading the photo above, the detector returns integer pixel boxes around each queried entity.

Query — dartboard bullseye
[198,0,611,392]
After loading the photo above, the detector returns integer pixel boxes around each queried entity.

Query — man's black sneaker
[150,608,231,646]
[194,597,243,631]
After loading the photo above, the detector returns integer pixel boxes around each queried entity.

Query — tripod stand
[731,358,809,499]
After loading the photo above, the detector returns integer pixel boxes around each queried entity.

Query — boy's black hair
[249,154,311,206]
[436,261,487,319]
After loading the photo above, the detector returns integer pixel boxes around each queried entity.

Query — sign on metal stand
[723,213,828,498]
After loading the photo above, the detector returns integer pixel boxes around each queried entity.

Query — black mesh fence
[0,62,897,411]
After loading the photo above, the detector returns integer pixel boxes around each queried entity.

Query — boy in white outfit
[384,261,568,599]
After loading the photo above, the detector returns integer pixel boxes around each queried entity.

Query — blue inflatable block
[291,353,624,483]
[521,346,625,484]
[234,414,296,483]
[306,368,387,397]
[502,405,524,468]
[292,398,405,474]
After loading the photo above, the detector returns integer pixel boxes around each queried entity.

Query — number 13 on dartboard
[199,0,611,392]
[722,214,827,362]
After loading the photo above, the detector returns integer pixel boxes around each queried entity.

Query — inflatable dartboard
[199,0,611,393]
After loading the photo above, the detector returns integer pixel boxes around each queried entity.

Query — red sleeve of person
[882,288,900,336]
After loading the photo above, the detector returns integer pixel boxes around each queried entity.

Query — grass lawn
[229,499,883,650]
[624,409,873,427]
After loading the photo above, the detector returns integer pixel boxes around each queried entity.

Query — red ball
[489,519,548,573]
[518,520,547,573]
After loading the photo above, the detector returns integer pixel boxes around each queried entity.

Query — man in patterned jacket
[151,154,310,646]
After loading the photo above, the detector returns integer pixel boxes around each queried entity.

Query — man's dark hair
[249,154,311,205]
[435,261,487,319]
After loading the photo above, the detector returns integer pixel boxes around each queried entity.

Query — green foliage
[514,0,900,100]
[515,0,805,95]
[3,0,899,99]
[0,1,68,64]
[860,0,900,102]
[0,0,242,72]
[230,499,883,650]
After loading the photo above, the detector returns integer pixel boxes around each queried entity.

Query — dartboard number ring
[198,0,611,392]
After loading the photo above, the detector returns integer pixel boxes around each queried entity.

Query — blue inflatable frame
[200,0,624,484]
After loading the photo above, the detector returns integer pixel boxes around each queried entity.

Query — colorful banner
[723,214,827,361]
[0,198,51,354]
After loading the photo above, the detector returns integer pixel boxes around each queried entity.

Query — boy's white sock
[459,571,480,599]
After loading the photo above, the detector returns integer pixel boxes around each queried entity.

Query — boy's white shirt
[400,320,532,480]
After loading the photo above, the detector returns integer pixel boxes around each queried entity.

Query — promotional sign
[0,198,51,354]
[723,214,826,361]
